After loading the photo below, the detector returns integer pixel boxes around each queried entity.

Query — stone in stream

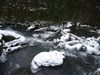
[31,50,65,73]
[0,30,26,63]
[0,22,100,75]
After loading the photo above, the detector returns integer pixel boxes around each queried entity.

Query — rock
[0,30,26,63]
[31,50,65,73]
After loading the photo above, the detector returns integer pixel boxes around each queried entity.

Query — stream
[0,0,100,75]
[0,22,100,75]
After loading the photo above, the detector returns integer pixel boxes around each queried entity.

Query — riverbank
[0,0,100,26]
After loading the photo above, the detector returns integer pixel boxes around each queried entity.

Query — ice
[31,50,65,73]
[32,34,39,38]
[85,45,100,54]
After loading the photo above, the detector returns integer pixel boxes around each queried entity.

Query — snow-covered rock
[66,22,72,28]
[27,24,35,31]
[59,33,70,42]
[29,22,100,73]
[56,29,100,55]
[1,30,25,51]
[0,30,25,63]
[30,23,100,55]
[49,26,60,31]
[31,50,65,73]
[32,31,54,39]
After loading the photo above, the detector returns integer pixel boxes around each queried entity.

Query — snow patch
[0,30,25,63]
[66,22,72,27]
[55,29,100,55]
[33,31,54,39]
[27,24,35,31]
[31,50,65,73]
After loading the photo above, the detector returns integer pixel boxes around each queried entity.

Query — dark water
[0,41,53,75]
[0,0,100,26]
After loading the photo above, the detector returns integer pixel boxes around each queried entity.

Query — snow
[64,43,83,51]
[59,33,70,42]
[34,27,48,32]
[97,36,100,43]
[29,23,100,73]
[66,22,72,27]
[0,30,25,63]
[31,50,65,73]
[30,24,100,73]
[63,29,70,33]
[79,25,90,27]
[50,26,60,31]
[96,68,100,72]
[85,45,100,54]
[1,30,25,52]
[0,30,23,39]
[0,34,2,40]
[27,24,35,31]
[93,68,100,74]
[85,37,99,48]
[55,29,100,55]
[97,29,100,34]
[32,31,54,39]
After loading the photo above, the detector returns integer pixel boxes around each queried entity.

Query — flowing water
[0,23,100,75]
